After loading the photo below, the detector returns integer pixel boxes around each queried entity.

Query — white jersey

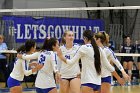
[66,44,115,85]
[22,51,61,72]
[60,44,80,78]
[22,52,40,60]
[101,47,124,77]
[35,51,58,89]
[10,54,33,81]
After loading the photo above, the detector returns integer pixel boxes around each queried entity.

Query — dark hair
[17,45,25,53]
[36,46,41,51]
[25,40,36,52]
[83,30,101,75]
[42,38,57,51]
[124,35,130,38]
[126,36,131,39]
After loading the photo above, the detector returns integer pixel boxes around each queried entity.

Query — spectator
[120,36,135,85]
[0,35,8,57]
[0,35,8,86]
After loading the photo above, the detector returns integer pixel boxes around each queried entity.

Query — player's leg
[59,79,70,93]
[69,78,81,93]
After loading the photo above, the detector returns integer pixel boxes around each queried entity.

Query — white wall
[103,0,140,6]
[0,0,5,9]
[12,0,98,18]
[13,0,98,9]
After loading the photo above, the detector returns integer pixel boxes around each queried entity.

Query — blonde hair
[63,30,73,37]
[94,32,110,46]
[60,30,73,45]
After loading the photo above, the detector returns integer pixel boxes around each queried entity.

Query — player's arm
[50,52,59,73]
[108,50,130,81]
[108,49,124,71]
[57,46,84,64]
[100,48,125,85]
[100,48,115,72]
[50,52,61,83]
[17,52,40,60]
[22,60,42,76]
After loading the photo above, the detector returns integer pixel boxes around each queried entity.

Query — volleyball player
[7,40,42,93]
[94,32,129,93]
[35,38,60,93]
[57,30,124,93]
[17,38,61,93]
[59,31,81,93]
[120,36,135,85]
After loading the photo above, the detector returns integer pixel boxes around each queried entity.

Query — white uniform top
[22,51,61,71]
[101,47,124,77]
[10,54,33,81]
[35,51,58,89]
[66,44,115,85]
[60,44,80,78]
[22,52,40,60]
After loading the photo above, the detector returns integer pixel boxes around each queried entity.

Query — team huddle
[7,30,130,93]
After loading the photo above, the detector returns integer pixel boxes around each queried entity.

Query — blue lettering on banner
[2,16,104,43]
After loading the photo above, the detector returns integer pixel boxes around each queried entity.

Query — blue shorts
[7,76,21,88]
[81,83,100,91]
[101,76,111,84]
[36,87,55,93]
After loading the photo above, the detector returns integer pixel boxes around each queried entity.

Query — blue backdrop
[3,16,104,43]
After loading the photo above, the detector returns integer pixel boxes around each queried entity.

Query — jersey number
[65,55,70,59]
[39,54,46,65]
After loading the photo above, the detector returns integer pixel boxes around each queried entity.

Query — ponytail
[102,32,109,46]
[91,38,101,75]
[83,30,101,75]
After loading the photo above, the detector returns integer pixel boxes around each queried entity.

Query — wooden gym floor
[0,83,140,93]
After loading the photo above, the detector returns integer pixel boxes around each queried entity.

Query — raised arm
[66,51,82,64]
[57,46,84,64]
[17,52,40,60]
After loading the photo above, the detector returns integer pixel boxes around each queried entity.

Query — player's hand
[117,78,125,85]
[55,72,61,84]
[56,49,67,63]
[29,62,38,67]
[77,73,81,79]
[36,63,44,70]
[122,72,130,82]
